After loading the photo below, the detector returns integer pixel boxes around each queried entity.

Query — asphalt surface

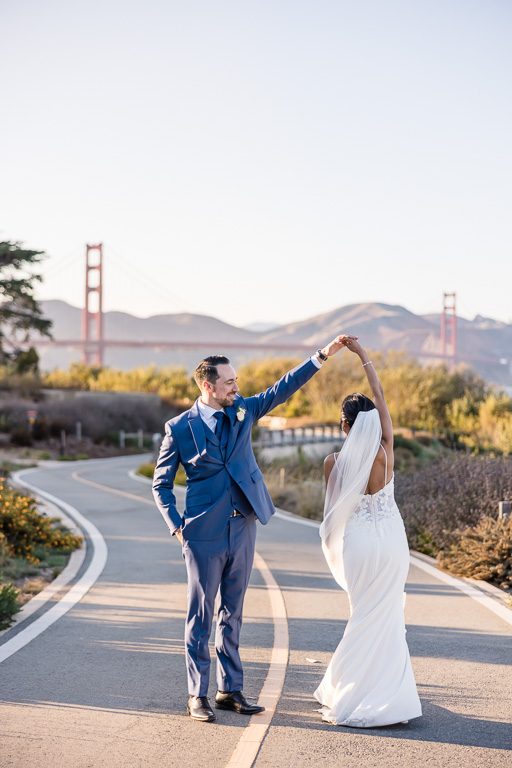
[1,456,511,768]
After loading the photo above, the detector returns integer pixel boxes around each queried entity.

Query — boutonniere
[236,406,247,422]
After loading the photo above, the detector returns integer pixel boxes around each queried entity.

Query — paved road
[1,457,511,768]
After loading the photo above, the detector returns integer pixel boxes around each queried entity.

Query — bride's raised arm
[344,340,393,448]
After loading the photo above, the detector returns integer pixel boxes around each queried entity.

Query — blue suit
[153,357,320,695]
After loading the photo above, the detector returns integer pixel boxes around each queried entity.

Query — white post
[76,421,82,440]
[119,429,125,449]
[137,428,144,448]
[152,433,162,462]
[499,502,511,519]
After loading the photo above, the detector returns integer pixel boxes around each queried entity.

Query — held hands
[342,338,365,357]
[320,334,359,358]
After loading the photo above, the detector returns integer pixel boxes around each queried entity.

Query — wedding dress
[315,410,422,727]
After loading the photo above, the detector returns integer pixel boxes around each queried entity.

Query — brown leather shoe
[187,695,216,722]
[215,690,264,715]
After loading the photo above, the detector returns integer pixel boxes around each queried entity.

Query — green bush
[0,582,20,630]
[0,479,82,563]
[138,462,187,485]
[393,433,422,456]
[138,462,155,479]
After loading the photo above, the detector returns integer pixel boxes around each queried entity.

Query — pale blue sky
[1,0,511,326]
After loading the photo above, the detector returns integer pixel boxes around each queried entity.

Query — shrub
[437,515,512,588]
[0,531,10,567]
[416,434,435,447]
[393,433,422,457]
[10,426,33,446]
[138,462,156,479]
[0,479,82,563]
[139,462,187,485]
[49,418,72,438]
[395,454,512,555]
[0,582,20,630]
[32,417,51,440]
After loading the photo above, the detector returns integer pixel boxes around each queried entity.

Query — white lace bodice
[345,475,404,536]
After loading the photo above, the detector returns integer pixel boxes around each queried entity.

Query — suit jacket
[152,357,319,540]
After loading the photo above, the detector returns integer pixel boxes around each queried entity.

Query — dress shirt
[197,399,226,432]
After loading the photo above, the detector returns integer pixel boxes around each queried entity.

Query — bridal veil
[320,409,382,590]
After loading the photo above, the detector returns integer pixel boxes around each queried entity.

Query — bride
[314,339,422,727]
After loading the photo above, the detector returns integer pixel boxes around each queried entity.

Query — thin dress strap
[380,443,388,484]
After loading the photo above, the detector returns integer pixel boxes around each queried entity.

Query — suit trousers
[182,513,257,696]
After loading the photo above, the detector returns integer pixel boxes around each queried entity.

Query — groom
[152,335,352,722]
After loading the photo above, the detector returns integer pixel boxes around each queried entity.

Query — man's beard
[217,393,236,409]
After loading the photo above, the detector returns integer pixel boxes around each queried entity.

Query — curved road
[1,457,511,767]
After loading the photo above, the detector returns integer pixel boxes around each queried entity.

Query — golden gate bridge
[32,244,508,372]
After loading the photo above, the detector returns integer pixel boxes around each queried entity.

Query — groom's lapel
[187,400,222,464]
[188,401,207,458]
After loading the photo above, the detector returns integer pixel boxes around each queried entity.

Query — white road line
[407,555,512,627]
[226,552,289,768]
[0,492,86,640]
[0,469,108,664]
[275,509,512,628]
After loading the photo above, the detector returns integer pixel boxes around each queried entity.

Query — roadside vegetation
[0,478,82,629]
[2,351,509,453]
[3,352,512,595]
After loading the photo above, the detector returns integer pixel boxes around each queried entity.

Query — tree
[0,241,52,364]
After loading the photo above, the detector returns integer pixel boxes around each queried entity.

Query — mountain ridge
[36,299,512,386]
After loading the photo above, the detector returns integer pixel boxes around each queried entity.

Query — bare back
[324,442,394,495]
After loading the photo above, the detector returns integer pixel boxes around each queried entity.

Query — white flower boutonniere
[236,406,247,422]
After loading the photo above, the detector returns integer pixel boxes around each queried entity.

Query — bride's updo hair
[341,393,375,429]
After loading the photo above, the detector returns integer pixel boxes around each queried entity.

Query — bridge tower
[82,244,104,366]
[441,292,456,370]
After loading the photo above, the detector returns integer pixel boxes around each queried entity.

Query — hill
[36,300,512,386]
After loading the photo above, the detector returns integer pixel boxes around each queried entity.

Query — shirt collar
[197,398,225,419]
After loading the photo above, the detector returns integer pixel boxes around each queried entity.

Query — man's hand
[320,334,359,358]
[174,527,184,544]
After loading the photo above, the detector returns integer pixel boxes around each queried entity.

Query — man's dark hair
[194,355,230,389]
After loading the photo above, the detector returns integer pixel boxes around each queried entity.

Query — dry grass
[16,575,53,605]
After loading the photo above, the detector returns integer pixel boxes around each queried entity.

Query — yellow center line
[72,466,290,768]
[71,469,155,504]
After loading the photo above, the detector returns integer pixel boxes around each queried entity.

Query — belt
[230,510,243,518]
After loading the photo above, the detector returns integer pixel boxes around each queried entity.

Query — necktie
[213,411,225,437]
[213,411,229,458]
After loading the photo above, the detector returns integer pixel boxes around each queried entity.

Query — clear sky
[1,0,511,327]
